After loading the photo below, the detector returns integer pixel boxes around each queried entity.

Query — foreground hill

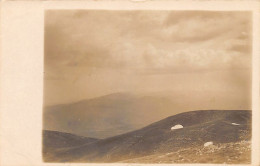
[43,130,99,161]
[43,130,99,148]
[43,110,251,163]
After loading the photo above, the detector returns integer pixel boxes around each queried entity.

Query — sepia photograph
[42,10,253,164]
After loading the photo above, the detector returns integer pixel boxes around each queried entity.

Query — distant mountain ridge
[43,110,251,163]
[43,92,251,138]
[43,92,182,138]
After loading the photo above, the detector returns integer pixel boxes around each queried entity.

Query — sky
[44,10,252,107]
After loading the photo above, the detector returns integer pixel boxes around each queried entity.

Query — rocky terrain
[120,140,251,164]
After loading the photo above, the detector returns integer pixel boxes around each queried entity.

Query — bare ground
[119,140,251,164]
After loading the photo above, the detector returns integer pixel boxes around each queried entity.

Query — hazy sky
[44,10,252,106]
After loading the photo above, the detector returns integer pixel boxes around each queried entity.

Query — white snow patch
[231,123,240,125]
[204,141,213,147]
[171,124,183,130]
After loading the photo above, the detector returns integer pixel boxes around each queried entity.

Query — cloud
[164,11,236,26]
[228,43,251,54]
[44,10,252,105]
[45,11,251,74]
[162,11,251,43]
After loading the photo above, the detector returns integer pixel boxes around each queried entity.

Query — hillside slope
[43,130,99,148]
[120,140,251,164]
[44,110,251,163]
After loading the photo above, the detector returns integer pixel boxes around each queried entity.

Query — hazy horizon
[44,10,252,108]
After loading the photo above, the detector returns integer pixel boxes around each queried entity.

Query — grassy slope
[44,110,251,163]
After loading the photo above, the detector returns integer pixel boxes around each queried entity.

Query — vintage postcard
[1,1,260,166]
[43,10,253,164]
